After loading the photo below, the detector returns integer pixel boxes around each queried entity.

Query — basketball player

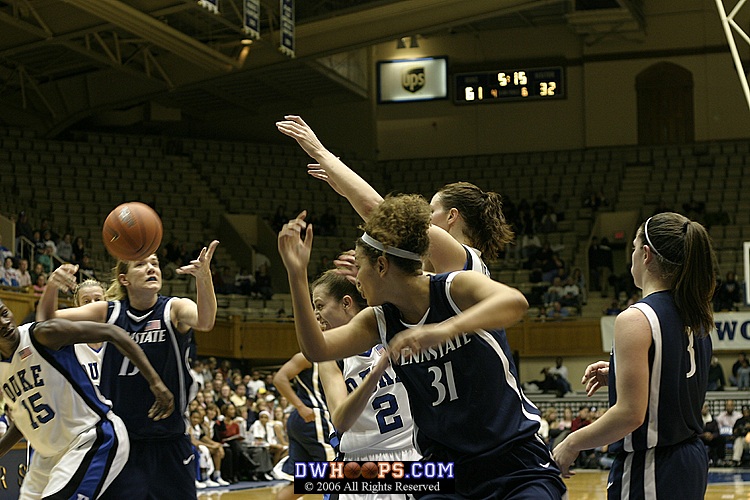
[36,240,219,500]
[0,299,174,499]
[273,352,336,500]
[553,212,715,499]
[278,197,566,498]
[276,115,512,276]
[74,278,106,385]
[312,270,420,500]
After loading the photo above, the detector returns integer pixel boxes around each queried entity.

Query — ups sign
[402,68,426,93]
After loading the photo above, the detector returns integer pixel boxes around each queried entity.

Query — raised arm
[319,352,391,433]
[388,271,528,359]
[278,212,379,361]
[34,319,175,420]
[36,264,106,322]
[276,115,383,220]
[172,240,219,332]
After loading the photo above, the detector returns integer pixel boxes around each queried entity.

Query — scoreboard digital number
[454,67,564,104]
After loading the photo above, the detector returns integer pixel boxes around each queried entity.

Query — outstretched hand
[176,240,219,280]
[148,382,175,421]
[276,115,326,160]
[307,163,344,196]
[47,264,79,293]
[333,249,357,285]
[581,360,610,396]
[278,211,314,274]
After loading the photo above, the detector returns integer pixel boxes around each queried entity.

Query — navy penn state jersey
[294,363,332,427]
[608,291,711,453]
[100,296,193,440]
[462,245,490,277]
[375,271,541,457]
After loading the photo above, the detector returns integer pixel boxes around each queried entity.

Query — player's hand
[298,405,315,423]
[307,163,344,196]
[176,240,219,280]
[276,115,327,159]
[581,361,609,396]
[278,211,313,273]
[148,382,175,421]
[333,250,358,285]
[552,438,578,479]
[46,264,79,293]
[388,323,456,364]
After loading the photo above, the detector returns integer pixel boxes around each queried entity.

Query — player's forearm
[35,283,59,321]
[273,376,306,410]
[194,275,217,331]
[330,371,381,434]
[441,289,528,338]
[0,423,23,457]
[288,272,329,362]
[315,150,383,221]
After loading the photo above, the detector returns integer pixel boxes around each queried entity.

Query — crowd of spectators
[188,358,292,486]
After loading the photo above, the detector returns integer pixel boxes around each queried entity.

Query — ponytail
[104,260,129,301]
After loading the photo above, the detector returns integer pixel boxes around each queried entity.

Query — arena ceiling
[0,0,641,135]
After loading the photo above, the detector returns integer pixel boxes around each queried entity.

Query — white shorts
[340,446,421,500]
[20,413,129,500]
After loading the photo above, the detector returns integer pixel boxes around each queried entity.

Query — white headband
[360,232,422,261]
[643,217,679,265]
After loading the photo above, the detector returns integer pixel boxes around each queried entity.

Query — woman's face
[76,285,104,306]
[311,286,350,330]
[3,258,11,269]
[190,412,202,426]
[226,404,236,418]
[123,255,161,293]
[354,247,383,306]
[274,407,283,420]
[429,193,450,232]
[630,233,645,289]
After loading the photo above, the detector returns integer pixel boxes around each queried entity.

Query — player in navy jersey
[278,195,566,499]
[312,270,420,500]
[276,115,512,277]
[553,212,716,499]
[36,241,219,500]
[273,352,336,500]
[0,300,173,499]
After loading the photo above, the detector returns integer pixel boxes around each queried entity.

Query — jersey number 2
[373,394,403,434]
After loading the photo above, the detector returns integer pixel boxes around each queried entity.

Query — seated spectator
[730,406,750,466]
[731,353,747,387]
[603,299,622,316]
[41,230,57,256]
[79,254,96,279]
[738,359,750,391]
[715,271,742,312]
[31,230,46,255]
[72,236,86,264]
[546,301,570,321]
[57,233,73,262]
[234,268,255,296]
[717,400,743,437]
[16,259,31,287]
[521,231,542,261]
[189,409,229,487]
[32,273,47,296]
[538,207,558,233]
[36,243,54,274]
[708,356,726,391]
[547,356,572,396]
[230,384,248,409]
[247,411,278,479]
[0,257,19,287]
[700,402,726,466]
[560,277,582,309]
[543,277,564,307]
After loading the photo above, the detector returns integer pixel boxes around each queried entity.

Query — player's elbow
[507,290,529,322]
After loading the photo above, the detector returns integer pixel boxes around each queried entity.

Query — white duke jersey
[75,344,105,386]
[338,345,415,454]
[0,323,115,457]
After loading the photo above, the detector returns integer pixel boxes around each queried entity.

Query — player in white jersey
[312,270,420,486]
[277,116,513,276]
[66,278,106,386]
[0,300,173,500]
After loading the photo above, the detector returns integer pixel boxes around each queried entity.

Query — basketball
[102,202,163,262]
[343,461,361,479]
[360,462,378,479]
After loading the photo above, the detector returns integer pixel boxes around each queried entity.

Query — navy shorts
[282,410,334,476]
[607,437,707,500]
[418,436,566,499]
[98,434,196,500]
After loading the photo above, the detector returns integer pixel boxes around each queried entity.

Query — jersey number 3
[429,361,458,406]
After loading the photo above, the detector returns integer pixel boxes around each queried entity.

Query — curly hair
[435,182,514,259]
[358,194,431,274]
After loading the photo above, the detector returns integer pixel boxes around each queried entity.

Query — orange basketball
[360,461,378,479]
[343,461,361,479]
[102,202,163,262]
